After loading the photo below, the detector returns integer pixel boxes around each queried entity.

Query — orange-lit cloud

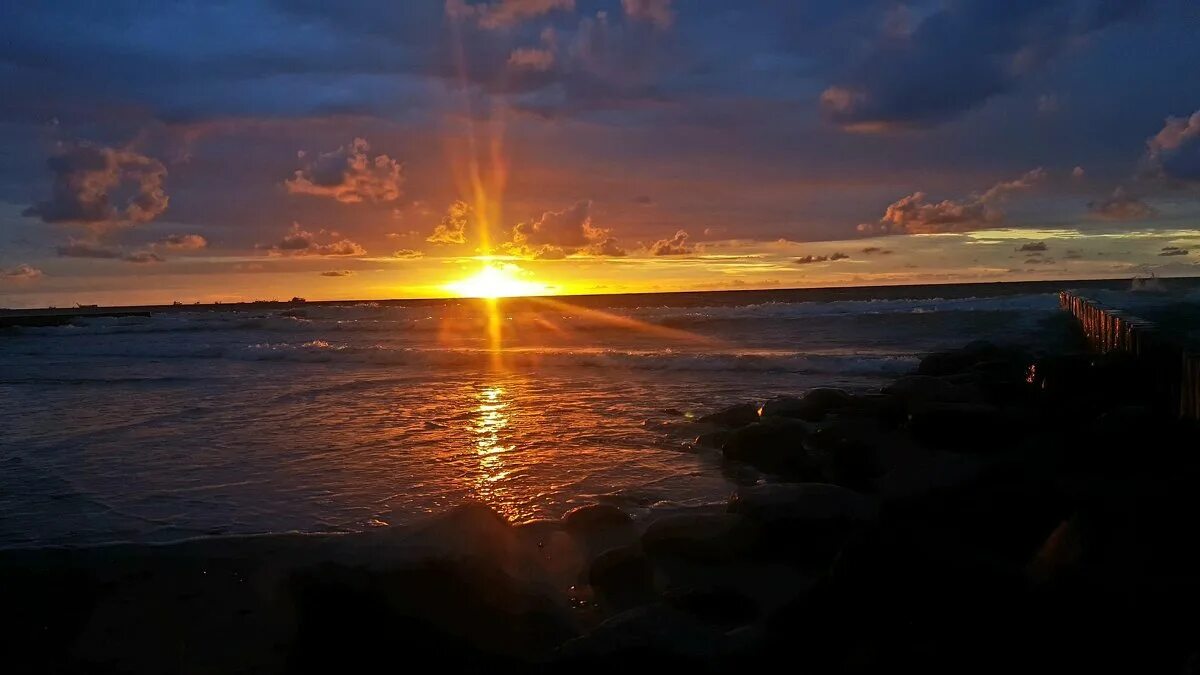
[24,143,168,227]
[648,229,692,255]
[1089,186,1156,220]
[446,0,574,29]
[265,223,367,256]
[1,264,43,282]
[861,169,1045,235]
[285,138,403,204]
[156,234,208,251]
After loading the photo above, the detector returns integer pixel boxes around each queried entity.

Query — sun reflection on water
[470,384,521,518]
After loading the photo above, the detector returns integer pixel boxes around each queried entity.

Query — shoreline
[5,322,1200,672]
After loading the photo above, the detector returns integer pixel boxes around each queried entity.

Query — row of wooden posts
[1059,290,1200,420]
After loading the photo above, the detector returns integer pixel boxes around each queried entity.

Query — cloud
[1089,186,1157,220]
[285,138,403,203]
[861,246,893,255]
[56,241,120,259]
[862,168,1045,235]
[632,195,654,206]
[1073,166,1086,179]
[426,201,472,245]
[392,249,424,259]
[157,233,208,251]
[508,47,555,71]
[446,0,575,29]
[795,252,850,265]
[1160,246,1190,257]
[265,224,366,256]
[820,0,1145,130]
[1018,242,1048,252]
[319,270,355,277]
[622,0,674,28]
[24,143,168,226]
[122,251,164,264]
[1,264,43,282]
[508,200,627,257]
[1025,257,1057,265]
[648,230,692,255]
[1145,110,1200,182]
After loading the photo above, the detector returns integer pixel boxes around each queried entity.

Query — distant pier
[1060,290,1200,420]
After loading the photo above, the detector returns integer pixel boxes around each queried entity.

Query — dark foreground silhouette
[5,316,1200,673]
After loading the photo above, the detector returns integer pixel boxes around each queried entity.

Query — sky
[1,0,1199,306]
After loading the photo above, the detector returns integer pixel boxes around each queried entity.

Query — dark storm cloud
[821,0,1149,130]
[24,144,168,226]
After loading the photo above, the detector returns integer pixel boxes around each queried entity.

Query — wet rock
[564,504,633,533]
[588,545,655,610]
[721,417,814,477]
[884,375,980,405]
[693,429,732,449]
[918,341,1011,377]
[803,426,885,491]
[906,402,1019,451]
[697,403,760,429]
[642,513,748,561]
[759,388,852,422]
[728,483,875,525]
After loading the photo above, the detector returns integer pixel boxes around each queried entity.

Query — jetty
[1059,290,1200,419]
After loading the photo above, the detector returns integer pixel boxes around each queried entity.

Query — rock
[759,388,852,422]
[918,341,1006,377]
[697,403,759,428]
[884,375,980,405]
[662,587,759,630]
[588,545,655,610]
[803,426,885,491]
[729,483,874,566]
[721,417,814,477]
[728,483,876,525]
[554,604,732,666]
[693,429,732,449]
[905,402,1020,451]
[642,512,748,561]
[563,504,633,533]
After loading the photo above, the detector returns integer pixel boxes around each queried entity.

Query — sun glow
[445,263,550,298]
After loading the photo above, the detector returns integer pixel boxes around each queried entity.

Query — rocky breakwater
[5,340,1200,673]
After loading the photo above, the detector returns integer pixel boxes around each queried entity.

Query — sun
[445,263,550,298]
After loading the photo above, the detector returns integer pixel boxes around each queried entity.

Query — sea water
[0,284,1072,547]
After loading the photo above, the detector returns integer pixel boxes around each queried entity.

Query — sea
[0,279,1175,548]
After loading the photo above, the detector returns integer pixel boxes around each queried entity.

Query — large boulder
[697,403,759,428]
[641,512,748,561]
[563,504,633,533]
[588,545,655,610]
[759,388,853,422]
[721,417,814,477]
[884,375,980,405]
[905,402,1022,451]
[728,483,876,525]
[728,483,875,566]
[554,604,735,668]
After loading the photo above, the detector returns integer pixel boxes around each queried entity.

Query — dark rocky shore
[6,317,1200,673]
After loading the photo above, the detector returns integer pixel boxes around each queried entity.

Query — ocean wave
[233,342,919,374]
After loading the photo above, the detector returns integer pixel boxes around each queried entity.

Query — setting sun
[444,263,551,298]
